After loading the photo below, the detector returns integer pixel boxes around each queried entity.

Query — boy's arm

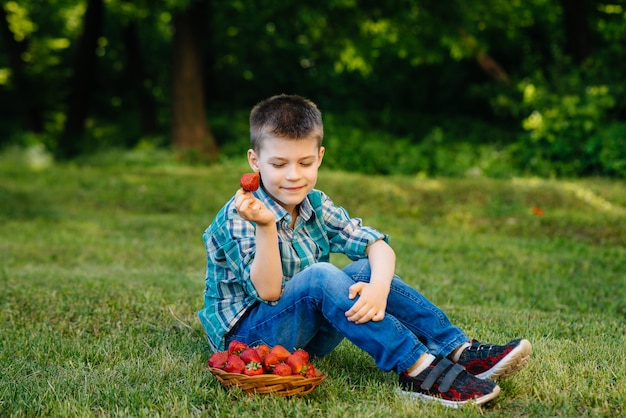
[249,223,283,300]
[234,189,283,301]
[345,239,395,324]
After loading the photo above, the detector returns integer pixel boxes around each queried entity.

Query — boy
[198,94,532,407]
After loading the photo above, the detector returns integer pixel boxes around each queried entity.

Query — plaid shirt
[198,186,387,351]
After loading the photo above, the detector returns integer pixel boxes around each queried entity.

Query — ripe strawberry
[239,347,262,364]
[270,344,291,362]
[223,354,246,374]
[227,340,248,355]
[301,363,316,378]
[262,352,280,372]
[243,361,264,376]
[255,344,270,361]
[286,353,304,374]
[292,348,310,364]
[240,172,260,192]
[207,351,229,369]
[272,363,293,376]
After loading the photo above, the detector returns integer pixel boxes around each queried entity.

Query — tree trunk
[0,5,44,132]
[58,0,104,158]
[122,20,158,140]
[560,0,593,63]
[171,0,218,161]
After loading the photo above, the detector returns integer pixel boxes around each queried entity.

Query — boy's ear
[247,149,260,172]
[317,146,325,166]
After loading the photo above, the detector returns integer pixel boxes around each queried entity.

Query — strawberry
[227,340,248,355]
[207,351,229,369]
[286,353,304,374]
[301,363,316,378]
[239,347,262,364]
[262,352,280,372]
[270,344,291,362]
[223,354,246,374]
[255,344,270,361]
[240,172,260,192]
[243,361,264,376]
[292,348,310,364]
[272,363,293,376]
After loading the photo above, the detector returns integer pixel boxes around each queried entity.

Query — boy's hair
[249,94,323,152]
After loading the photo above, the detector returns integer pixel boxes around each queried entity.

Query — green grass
[1,151,625,417]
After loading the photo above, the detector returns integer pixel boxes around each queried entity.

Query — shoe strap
[420,357,459,391]
[439,364,465,392]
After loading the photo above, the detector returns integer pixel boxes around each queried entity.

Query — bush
[321,118,518,178]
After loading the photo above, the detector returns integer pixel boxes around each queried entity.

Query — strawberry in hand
[240,173,260,192]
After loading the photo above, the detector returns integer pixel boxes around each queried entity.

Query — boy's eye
[271,163,285,168]
[300,162,313,167]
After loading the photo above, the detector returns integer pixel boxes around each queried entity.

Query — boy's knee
[307,262,343,283]
[306,262,349,294]
[308,262,341,274]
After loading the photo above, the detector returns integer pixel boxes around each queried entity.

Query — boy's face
[248,134,324,215]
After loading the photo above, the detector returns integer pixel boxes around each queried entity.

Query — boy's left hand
[345,282,387,324]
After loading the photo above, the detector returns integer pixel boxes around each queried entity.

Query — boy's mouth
[282,185,305,192]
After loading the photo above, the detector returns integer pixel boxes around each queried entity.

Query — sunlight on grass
[513,177,626,215]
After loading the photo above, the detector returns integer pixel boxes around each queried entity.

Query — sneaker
[399,356,501,408]
[456,338,532,380]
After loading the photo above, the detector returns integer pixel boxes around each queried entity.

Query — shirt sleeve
[206,206,265,302]
[318,191,388,260]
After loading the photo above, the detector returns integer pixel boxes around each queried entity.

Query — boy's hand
[234,189,274,226]
[345,282,388,324]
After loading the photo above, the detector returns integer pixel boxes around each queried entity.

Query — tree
[560,0,594,63]
[0,2,43,133]
[122,18,158,138]
[171,0,217,161]
[57,0,104,158]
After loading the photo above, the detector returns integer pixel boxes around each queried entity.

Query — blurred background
[1,0,625,178]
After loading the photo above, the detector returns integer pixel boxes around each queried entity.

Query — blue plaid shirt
[198,186,388,351]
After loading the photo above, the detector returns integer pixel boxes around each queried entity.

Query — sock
[407,354,436,377]
[451,342,471,362]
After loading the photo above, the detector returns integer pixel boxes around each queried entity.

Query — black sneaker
[399,356,501,408]
[456,339,532,380]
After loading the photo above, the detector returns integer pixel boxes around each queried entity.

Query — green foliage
[512,71,618,177]
[1,0,626,177]
[585,122,626,177]
[297,112,519,178]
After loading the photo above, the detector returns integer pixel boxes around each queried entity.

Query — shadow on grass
[0,187,62,221]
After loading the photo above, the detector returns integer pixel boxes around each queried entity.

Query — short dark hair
[249,94,323,152]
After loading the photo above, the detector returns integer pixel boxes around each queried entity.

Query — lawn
[1,152,625,417]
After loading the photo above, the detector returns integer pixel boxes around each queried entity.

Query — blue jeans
[226,259,468,373]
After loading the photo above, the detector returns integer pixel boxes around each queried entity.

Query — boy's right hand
[234,189,275,226]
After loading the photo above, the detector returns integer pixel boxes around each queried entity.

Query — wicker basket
[209,367,326,397]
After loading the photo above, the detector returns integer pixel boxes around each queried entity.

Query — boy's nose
[286,165,300,180]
